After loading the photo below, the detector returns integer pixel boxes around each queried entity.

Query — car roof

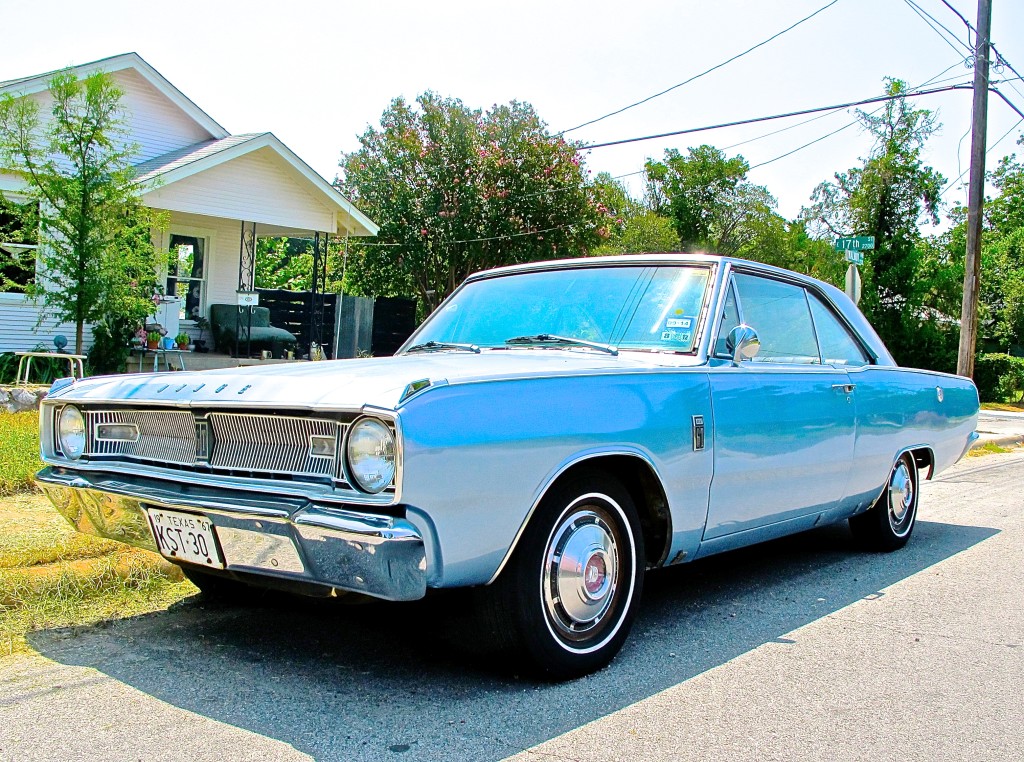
[464,253,897,367]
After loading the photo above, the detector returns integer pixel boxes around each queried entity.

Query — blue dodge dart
[36,254,979,678]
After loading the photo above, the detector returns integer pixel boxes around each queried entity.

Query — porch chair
[209,304,298,358]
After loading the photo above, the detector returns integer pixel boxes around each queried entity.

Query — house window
[167,234,206,320]
[0,197,39,293]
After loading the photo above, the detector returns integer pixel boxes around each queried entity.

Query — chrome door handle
[832,383,856,393]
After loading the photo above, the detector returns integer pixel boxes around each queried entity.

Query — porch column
[236,220,257,358]
[309,231,328,358]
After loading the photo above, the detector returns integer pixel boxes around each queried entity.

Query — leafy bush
[87,315,134,375]
[973,353,1024,402]
[0,411,42,495]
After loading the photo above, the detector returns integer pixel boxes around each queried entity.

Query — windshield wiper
[504,334,618,356]
[405,340,481,354]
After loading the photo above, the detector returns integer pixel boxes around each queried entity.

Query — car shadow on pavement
[28,518,997,762]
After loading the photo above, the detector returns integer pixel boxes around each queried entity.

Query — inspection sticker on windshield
[666,318,692,329]
[661,331,692,343]
[146,508,224,568]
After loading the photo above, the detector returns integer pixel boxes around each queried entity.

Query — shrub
[973,353,1024,402]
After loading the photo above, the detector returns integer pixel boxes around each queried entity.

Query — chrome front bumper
[36,467,427,601]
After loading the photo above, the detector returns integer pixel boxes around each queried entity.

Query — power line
[557,0,843,136]
[904,0,973,56]
[721,63,969,152]
[577,84,973,150]
[745,71,974,170]
[990,87,1024,119]
[931,0,1024,106]
[940,116,1024,197]
[937,0,974,41]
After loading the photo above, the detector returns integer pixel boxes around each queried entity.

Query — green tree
[255,237,314,291]
[969,143,1024,352]
[802,79,951,369]
[338,93,610,312]
[0,69,163,354]
[0,194,38,292]
[591,172,680,255]
[645,145,780,255]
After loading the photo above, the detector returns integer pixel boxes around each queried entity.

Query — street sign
[845,263,862,305]
[845,249,864,265]
[835,236,875,251]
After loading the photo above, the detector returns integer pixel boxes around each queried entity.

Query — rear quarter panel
[844,366,979,507]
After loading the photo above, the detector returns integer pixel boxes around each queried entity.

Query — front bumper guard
[36,467,427,602]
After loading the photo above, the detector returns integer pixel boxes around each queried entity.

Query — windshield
[407,265,712,353]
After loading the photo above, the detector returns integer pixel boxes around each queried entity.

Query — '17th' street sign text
[836,236,875,265]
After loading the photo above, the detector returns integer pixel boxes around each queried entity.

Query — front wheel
[480,472,645,679]
[849,451,919,551]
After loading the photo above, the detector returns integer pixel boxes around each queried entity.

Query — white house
[0,52,377,354]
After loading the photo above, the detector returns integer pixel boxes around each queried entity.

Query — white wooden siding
[116,68,214,161]
[9,69,212,165]
[142,148,336,233]
[0,293,94,353]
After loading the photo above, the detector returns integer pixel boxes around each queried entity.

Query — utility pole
[957,0,992,378]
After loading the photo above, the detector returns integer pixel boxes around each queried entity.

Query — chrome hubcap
[543,509,619,639]
[888,460,915,531]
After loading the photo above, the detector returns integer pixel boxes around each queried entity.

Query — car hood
[49,350,704,411]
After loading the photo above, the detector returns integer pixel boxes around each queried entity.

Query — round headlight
[346,418,396,493]
[58,405,86,460]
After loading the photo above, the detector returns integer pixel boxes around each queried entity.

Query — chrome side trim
[484,449,667,585]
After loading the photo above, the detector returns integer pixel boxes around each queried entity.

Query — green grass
[0,415,195,655]
[981,401,1024,412]
[0,493,194,655]
[968,441,1011,457]
[0,411,43,496]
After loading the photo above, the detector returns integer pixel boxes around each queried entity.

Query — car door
[703,272,857,540]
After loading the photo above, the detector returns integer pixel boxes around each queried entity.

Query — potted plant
[146,330,161,350]
[175,332,191,351]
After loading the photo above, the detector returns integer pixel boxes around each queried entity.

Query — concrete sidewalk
[975,409,1024,450]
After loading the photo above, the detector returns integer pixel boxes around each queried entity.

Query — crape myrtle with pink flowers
[338,93,617,315]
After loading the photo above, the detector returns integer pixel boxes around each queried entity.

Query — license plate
[146,508,225,569]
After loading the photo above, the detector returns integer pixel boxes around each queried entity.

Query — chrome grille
[208,412,341,477]
[87,410,197,465]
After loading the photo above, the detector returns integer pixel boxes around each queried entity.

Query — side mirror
[726,324,760,364]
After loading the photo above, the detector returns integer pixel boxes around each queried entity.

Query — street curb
[971,433,1024,450]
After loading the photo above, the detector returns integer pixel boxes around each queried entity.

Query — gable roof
[0,52,229,140]
[135,133,379,237]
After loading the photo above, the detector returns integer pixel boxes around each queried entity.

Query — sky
[4,0,1023,227]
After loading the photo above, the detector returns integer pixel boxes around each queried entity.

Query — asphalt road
[1,451,1022,762]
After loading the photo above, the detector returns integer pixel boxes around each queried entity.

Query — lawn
[0,411,44,495]
[0,412,194,655]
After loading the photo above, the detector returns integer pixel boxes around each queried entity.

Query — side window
[733,274,820,364]
[807,292,871,367]
[713,282,741,357]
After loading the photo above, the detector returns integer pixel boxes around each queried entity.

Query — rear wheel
[480,471,645,679]
[849,452,919,551]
